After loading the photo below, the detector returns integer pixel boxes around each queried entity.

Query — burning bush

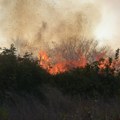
[38,39,110,75]
[0,44,120,99]
[38,42,120,97]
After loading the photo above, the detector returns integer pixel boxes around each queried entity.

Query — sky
[94,0,120,48]
[0,0,119,52]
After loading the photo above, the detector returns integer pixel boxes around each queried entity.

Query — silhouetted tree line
[0,44,120,99]
[0,44,50,99]
[53,65,120,98]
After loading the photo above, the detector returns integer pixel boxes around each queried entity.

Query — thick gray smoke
[0,0,119,55]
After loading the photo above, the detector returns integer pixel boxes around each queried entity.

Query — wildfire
[38,51,87,75]
[97,58,120,75]
[38,50,120,75]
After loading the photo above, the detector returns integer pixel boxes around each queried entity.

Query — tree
[115,48,120,60]
[0,44,49,97]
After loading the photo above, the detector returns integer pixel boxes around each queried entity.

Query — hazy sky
[0,0,119,51]
[95,0,120,48]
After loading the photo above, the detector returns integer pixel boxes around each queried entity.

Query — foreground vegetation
[0,44,120,120]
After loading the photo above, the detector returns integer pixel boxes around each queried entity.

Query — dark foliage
[0,44,50,98]
[53,62,120,98]
[0,44,120,99]
[115,48,120,60]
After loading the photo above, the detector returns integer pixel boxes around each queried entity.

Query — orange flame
[95,51,106,61]
[38,50,120,75]
[98,58,120,75]
[38,51,87,75]
[38,51,51,70]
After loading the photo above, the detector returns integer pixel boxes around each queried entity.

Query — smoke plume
[0,0,118,54]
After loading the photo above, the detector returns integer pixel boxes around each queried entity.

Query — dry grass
[1,86,120,120]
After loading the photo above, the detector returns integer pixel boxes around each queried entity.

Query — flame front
[38,51,87,75]
[38,50,120,75]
